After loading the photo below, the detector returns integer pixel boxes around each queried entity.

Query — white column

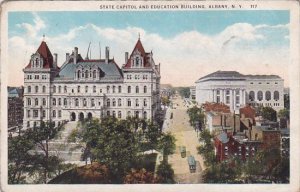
[221,89,224,103]
[212,89,216,102]
[230,89,234,112]
[233,89,236,111]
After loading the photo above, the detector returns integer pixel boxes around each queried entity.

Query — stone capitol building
[23,38,161,128]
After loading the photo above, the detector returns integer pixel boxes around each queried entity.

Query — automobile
[179,146,186,158]
[187,155,196,173]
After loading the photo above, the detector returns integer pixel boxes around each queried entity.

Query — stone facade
[195,71,284,113]
[23,39,161,128]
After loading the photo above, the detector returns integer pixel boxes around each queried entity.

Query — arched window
[42,98,46,106]
[274,91,279,101]
[93,70,96,78]
[257,91,263,101]
[127,99,131,107]
[77,86,80,93]
[42,86,46,93]
[136,86,139,93]
[118,98,122,106]
[64,86,67,93]
[58,98,61,106]
[265,91,271,101]
[143,111,147,119]
[249,91,255,101]
[136,99,139,107]
[52,110,56,118]
[53,98,56,106]
[35,86,39,93]
[107,99,110,107]
[85,70,89,78]
[35,98,38,106]
[128,86,131,93]
[113,86,116,93]
[75,98,79,106]
[77,70,81,79]
[91,99,95,107]
[82,71,84,78]
[118,111,122,119]
[144,86,147,93]
[28,86,31,93]
[143,99,147,107]
[118,86,122,93]
[64,98,67,106]
[107,86,110,93]
[112,111,116,118]
[27,98,31,106]
[58,86,61,93]
[83,98,87,107]
[53,86,56,93]
[93,86,96,93]
[112,98,116,107]
[135,57,139,66]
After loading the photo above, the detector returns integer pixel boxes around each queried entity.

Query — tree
[187,106,205,130]
[157,133,176,163]
[144,121,161,152]
[197,129,215,167]
[161,96,170,107]
[177,87,190,98]
[278,108,289,120]
[156,161,175,183]
[261,106,277,122]
[123,168,160,184]
[284,94,290,110]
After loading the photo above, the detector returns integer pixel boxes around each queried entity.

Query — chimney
[74,47,78,64]
[53,53,57,68]
[105,47,110,64]
[66,53,70,61]
[125,52,128,64]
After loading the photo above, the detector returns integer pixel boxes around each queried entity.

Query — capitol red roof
[203,102,230,113]
[124,39,151,68]
[25,41,54,69]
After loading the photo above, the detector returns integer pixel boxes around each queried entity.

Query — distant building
[190,86,196,100]
[8,87,24,129]
[195,71,284,113]
[205,112,240,134]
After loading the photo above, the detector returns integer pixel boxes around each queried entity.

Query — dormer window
[35,58,39,67]
[135,57,140,67]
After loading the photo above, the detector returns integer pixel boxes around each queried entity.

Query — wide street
[162,95,205,183]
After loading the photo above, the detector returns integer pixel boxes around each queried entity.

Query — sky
[8,11,290,87]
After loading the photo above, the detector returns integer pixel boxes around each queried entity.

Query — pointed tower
[23,40,59,129]
[122,38,161,121]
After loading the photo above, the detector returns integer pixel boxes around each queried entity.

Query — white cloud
[8,16,289,87]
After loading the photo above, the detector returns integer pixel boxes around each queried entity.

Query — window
[135,57,139,66]
[143,111,147,119]
[85,86,88,93]
[274,91,279,101]
[85,70,89,78]
[77,70,81,79]
[118,111,122,118]
[107,111,110,116]
[112,98,116,107]
[216,96,220,103]
[107,86,110,93]
[91,99,95,107]
[257,91,263,101]
[42,110,46,118]
[27,98,31,106]
[83,99,87,107]
[265,91,271,101]
[35,98,39,106]
[43,86,46,93]
[33,110,38,118]
[216,90,220,95]
[113,86,116,93]
[58,110,61,118]
[249,91,255,101]
[100,89,102,93]
[144,99,147,107]
[77,86,80,93]
[112,111,116,118]
[58,98,61,106]
[127,111,131,117]
[118,86,122,93]
[144,86,147,93]
[118,98,122,106]
[75,98,79,106]
[135,111,139,118]
[128,86,131,93]
[136,99,139,107]
[64,86,67,93]
[28,86,31,93]
[64,98,67,106]
[236,96,240,104]
[35,86,39,93]
[93,70,96,78]
[127,99,131,107]
[52,110,56,118]
[27,110,31,118]
[58,86,61,93]
[42,98,46,106]
[34,75,39,79]
[53,86,56,93]
[93,86,96,93]
[107,99,110,107]
[136,86,139,93]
